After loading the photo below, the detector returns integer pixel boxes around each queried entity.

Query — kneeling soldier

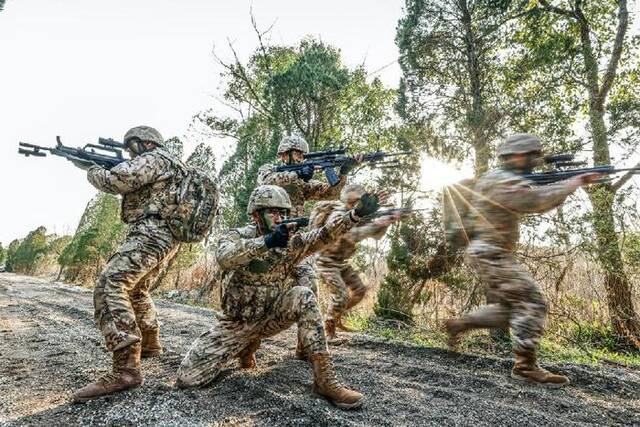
[177,185,381,409]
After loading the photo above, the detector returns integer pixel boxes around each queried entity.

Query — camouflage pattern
[277,135,309,154]
[461,168,580,352]
[316,205,390,321]
[497,133,542,157]
[87,148,179,224]
[471,169,578,251]
[94,216,179,351]
[87,145,183,351]
[177,209,359,387]
[246,184,292,215]
[256,163,346,217]
[124,125,164,146]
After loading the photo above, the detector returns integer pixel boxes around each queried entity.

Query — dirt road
[1,273,639,426]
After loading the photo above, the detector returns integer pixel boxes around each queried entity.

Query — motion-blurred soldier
[444,134,600,387]
[312,184,401,340]
[177,185,382,409]
[73,126,183,402]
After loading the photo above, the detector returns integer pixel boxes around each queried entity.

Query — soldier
[177,185,382,409]
[73,126,183,402]
[443,134,601,387]
[312,184,401,340]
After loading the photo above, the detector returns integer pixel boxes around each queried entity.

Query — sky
[0,0,472,246]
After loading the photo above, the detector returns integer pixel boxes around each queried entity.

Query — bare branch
[538,0,576,17]
[611,160,640,191]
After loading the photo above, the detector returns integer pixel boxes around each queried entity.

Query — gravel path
[1,273,639,426]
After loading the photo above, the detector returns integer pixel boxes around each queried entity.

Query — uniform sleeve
[87,152,173,194]
[286,210,357,264]
[257,163,299,186]
[303,175,346,201]
[489,176,579,214]
[348,221,390,242]
[216,230,269,270]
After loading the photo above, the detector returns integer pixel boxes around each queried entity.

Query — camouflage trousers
[177,286,328,387]
[94,217,179,352]
[463,241,547,352]
[318,261,366,321]
[294,255,318,295]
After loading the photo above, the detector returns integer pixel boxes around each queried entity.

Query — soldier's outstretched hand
[376,189,390,206]
[354,193,380,218]
[577,172,604,185]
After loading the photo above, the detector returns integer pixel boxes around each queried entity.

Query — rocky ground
[1,273,639,426]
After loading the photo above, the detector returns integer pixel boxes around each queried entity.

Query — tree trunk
[589,186,640,350]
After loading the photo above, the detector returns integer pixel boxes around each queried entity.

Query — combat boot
[296,341,310,361]
[511,349,569,388]
[335,315,355,333]
[141,329,163,358]
[443,318,468,351]
[311,354,363,409]
[73,344,144,403]
[238,339,260,369]
[324,318,337,340]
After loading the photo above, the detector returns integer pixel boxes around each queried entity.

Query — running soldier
[312,184,401,340]
[73,126,184,402]
[177,185,382,409]
[444,134,600,387]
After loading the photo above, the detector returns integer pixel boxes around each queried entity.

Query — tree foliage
[5,226,50,274]
[199,34,402,228]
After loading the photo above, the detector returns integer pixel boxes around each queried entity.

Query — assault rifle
[18,136,127,169]
[361,207,428,221]
[525,153,640,185]
[281,217,310,228]
[276,147,412,186]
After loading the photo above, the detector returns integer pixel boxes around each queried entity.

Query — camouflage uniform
[462,168,579,353]
[177,197,359,387]
[316,204,390,324]
[87,144,181,352]
[257,136,348,296]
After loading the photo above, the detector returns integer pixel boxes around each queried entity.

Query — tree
[396,0,522,174]
[199,32,401,228]
[59,193,126,285]
[0,242,6,267]
[5,226,49,274]
[513,0,640,349]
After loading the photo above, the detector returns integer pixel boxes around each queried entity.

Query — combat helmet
[277,135,309,155]
[340,184,366,205]
[497,134,542,157]
[246,185,293,215]
[124,126,164,147]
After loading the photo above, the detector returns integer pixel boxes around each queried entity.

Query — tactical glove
[296,165,315,182]
[339,159,357,176]
[264,224,290,248]
[354,193,380,218]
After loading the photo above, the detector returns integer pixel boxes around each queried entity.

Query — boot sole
[313,386,364,410]
[72,379,145,403]
[510,372,569,389]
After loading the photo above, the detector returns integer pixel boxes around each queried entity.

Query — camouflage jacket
[216,210,358,321]
[470,168,578,251]
[257,162,346,217]
[316,205,390,267]
[87,148,181,224]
